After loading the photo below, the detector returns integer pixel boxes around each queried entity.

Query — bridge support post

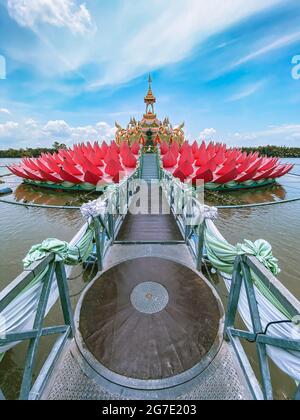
[196,223,205,272]
[93,218,104,272]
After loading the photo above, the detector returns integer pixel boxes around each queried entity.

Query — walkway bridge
[0,152,299,400]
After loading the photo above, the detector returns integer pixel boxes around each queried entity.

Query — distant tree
[52,141,67,151]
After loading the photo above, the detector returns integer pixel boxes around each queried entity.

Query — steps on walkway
[142,154,159,181]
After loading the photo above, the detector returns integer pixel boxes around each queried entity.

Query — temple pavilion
[115,75,185,146]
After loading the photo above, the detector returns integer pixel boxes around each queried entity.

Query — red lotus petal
[193,168,214,184]
[84,171,102,185]
[122,151,137,168]
[195,149,209,166]
[214,149,226,166]
[216,160,236,176]
[214,168,238,184]
[175,161,194,178]
[252,167,278,181]
[43,157,61,173]
[173,169,188,182]
[59,169,82,184]
[62,161,82,176]
[179,147,194,165]
[160,141,169,155]
[192,141,199,155]
[105,159,124,177]
[131,141,141,155]
[39,170,62,183]
[24,169,45,182]
[35,159,53,174]
[163,151,177,168]
[9,166,30,179]
[236,169,259,183]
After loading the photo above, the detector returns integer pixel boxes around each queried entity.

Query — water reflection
[13,182,100,207]
[1,159,300,400]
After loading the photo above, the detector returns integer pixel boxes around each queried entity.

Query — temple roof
[115,75,185,146]
[144,75,156,104]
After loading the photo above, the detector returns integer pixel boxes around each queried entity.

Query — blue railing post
[55,261,75,336]
[241,258,273,401]
[93,217,104,272]
[224,256,243,340]
[20,263,55,400]
[196,222,205,272]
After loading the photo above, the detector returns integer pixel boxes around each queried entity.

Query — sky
[0,0,300,148]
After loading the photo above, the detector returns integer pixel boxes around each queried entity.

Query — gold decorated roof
[144,88,156,103]
[115,75,185,146]
[144,74,156,104]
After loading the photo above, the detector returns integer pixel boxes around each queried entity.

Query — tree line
[241,146,300,157]
[0,142,67,158]
[0,143,300,158]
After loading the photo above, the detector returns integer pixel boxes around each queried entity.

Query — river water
[0,157,300,399]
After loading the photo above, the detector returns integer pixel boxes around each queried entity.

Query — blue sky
[0,0,300,148]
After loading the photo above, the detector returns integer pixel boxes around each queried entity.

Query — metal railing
[160,166,204,269]
[0,254,74,400]
[225,254,300,401]
[159,163,300,401]
[93,171,139,269]
[0,170,139,400]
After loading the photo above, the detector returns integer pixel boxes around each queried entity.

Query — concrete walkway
[42,244,252,400]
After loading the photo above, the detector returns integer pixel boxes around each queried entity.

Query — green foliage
[52,142,67,151]
[0,147,55,158]
[241,145,300,158]
[0,142,67,158]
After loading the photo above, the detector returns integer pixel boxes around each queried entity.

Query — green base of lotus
[23,177,276,193]
[203,179,276,191]
[23,179,105,192]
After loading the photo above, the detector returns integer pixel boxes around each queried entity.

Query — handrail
[0,256,74,400]
[159,162,300,401]
[225,254,300,401]
[0,170,139,400]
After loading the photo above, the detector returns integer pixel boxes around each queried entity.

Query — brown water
[0,158,300,399]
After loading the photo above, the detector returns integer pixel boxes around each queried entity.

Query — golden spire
[144,74,156,115]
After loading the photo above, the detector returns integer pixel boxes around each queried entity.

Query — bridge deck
[79,257,220,380]
[43,243,252,400]
[42,155,252,400]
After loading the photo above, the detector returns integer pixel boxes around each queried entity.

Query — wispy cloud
[7,0,95,34]
[199,128,217,139]
[227,80,266,102]
[90,0,279,88]
[232,124,300,146]
[5,0,279,87]
[0,108,11,115]
[231,31,300,69]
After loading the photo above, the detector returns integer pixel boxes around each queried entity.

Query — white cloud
[7,0,95,34]
[231,31,300,69]
[231,124,300,146]
[227,80,265,102]
[0,108,11,116]
[0,121,19,137]
[6,0,280,86]
[199,128,217,139]
[0,118,116,148]
[92,0,280,88]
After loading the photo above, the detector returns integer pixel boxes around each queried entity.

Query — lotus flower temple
[8,76,293,191]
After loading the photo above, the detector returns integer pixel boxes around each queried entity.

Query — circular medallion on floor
[76,257,223,389]
[130,282,169,314]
